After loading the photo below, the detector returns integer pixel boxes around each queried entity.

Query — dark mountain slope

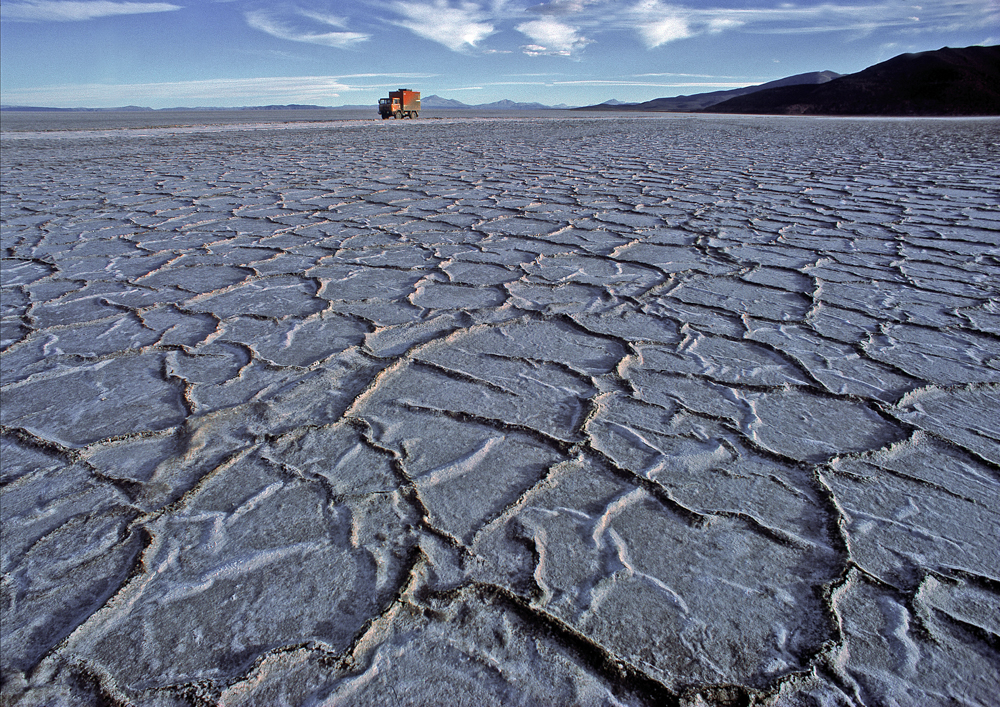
[574,72,840,112]
[707,45,1000,116]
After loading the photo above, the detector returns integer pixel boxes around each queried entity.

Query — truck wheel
[394,110,402,119]
[412,112,419,119]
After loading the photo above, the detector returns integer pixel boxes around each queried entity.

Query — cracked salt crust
[2,116,998,706]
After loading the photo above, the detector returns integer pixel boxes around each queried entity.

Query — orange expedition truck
[379,89,420,119]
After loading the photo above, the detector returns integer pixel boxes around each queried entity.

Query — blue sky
[1,0,996,108]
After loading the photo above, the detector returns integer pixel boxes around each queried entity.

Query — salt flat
[2,115,998,706]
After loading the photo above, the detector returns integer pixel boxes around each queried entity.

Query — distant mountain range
[0,104,334,112]
[4,46,996,117]
[418,96,573,110]
[575,71,842,112]
[576,44,999,116]
[0,99,574,112]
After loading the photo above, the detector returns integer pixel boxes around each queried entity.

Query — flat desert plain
[2,115,998,706]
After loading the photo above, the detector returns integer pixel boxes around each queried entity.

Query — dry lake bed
[1,114,998,706]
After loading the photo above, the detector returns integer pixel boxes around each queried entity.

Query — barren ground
[2,116,998,706]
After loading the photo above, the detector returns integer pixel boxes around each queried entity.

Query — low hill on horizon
[708,45,1000,116]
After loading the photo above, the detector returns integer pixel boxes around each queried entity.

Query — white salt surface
[2,115,999,706]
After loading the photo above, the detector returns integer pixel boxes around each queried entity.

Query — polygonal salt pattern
[2,116,998,706]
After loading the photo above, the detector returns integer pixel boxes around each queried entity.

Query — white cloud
[1,1,180,21]
[246,9,369,48]
[638,15,692,46]
[517,17,591,54]
[627,1,698,46]
[389,1,494,51]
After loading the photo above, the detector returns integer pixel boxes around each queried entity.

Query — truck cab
[379,89,420,119]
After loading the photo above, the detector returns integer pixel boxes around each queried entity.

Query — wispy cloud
[389,1,495,51]
[465,76,756,89]
[0,74,434,108]
[297,10,350,27]
[525,0,596,15]
[551,79,752,88]
[633,71,747,79]
[1,1,180,21]
[246,9,369,48]
[624,0,997,45]
[382,0,1000,53]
